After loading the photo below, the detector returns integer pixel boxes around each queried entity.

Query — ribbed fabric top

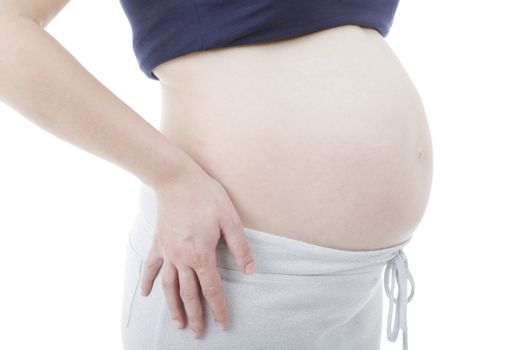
[118,0,400,80]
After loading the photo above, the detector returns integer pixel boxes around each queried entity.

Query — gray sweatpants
[121,183,415,350]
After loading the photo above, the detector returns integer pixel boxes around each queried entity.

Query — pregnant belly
[153,25,433,251]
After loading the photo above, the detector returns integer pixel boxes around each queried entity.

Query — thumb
[220,216,256,275]
[140,233,164,296]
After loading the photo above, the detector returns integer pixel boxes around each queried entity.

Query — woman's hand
[138,163,256,339]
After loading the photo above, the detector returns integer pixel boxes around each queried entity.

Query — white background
[1,0,523,349]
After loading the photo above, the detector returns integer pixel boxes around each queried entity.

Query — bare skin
[153,24,434,251]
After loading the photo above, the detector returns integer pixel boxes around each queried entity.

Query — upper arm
[0,0,71,27]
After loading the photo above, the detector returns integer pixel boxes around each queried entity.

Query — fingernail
[177,320,184,329]
[216,322,226,331]
[190,329,197,339]
[244,261,256,274]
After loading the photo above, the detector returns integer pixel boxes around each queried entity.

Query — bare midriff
[152,24,433,251]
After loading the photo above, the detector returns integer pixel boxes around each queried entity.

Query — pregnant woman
[0,1,433,349]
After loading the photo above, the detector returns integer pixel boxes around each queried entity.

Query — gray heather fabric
[120,183,414,350]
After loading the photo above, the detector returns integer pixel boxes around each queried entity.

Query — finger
[178,264,204,339]
[140,240,164,296]
[161,261,185,328]
[193,249,228,330]
[220,215,256,275]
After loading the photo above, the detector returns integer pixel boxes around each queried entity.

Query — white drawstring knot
[384,250,415,350]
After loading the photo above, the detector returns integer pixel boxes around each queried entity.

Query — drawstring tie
[384,250,415,350]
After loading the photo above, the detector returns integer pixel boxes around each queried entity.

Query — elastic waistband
[134,182,412,276]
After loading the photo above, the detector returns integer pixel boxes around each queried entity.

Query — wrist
[141,142,204,190]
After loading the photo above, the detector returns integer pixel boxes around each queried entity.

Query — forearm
[0,14,197,188]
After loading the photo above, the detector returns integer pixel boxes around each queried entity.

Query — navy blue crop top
[118,0,400,80]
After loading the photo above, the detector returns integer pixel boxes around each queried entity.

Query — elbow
[0,12,42,30]
[0,1,70,29]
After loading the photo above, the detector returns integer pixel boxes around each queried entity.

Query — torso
[152,24,433,251]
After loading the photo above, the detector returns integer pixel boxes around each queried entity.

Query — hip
[122,198,414,349]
